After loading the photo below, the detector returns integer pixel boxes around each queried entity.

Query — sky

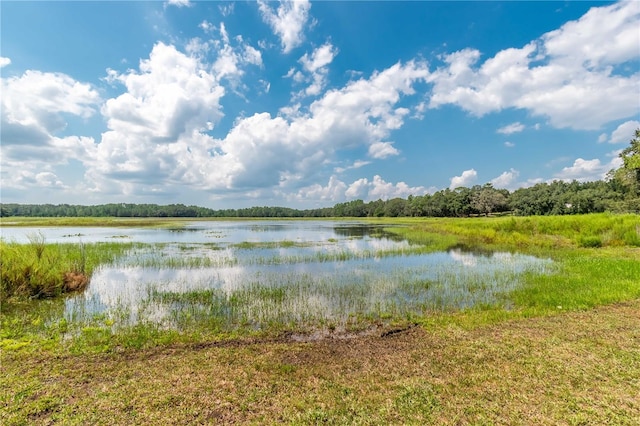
[1,0,639,209]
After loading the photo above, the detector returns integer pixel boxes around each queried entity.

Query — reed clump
[0,236,131,301]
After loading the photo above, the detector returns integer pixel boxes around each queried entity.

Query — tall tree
[615,128,640,197]
[470,184,508,215]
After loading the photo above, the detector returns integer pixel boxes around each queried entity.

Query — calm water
[2,221,553,331]
[0,220,403,245]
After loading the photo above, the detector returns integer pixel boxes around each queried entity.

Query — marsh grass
[512,252,640,312]
[118,242,437,269]
[131,257,549,339]
[249,246,436,265]
[231,240,307,249]
[388,213,640,249]
[0,216,187,228]
[0,239,133,300]
[383,213,640,319]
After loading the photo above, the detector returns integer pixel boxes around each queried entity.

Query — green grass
[381,214,640,319]
[0,216,192,228]
[231,240,310,249]
[2,301,639,424]
[0,238,134,300]
[512,252,640,312]
[382,213,640,250]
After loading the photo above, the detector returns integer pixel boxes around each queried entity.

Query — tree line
[2,130,638,218]
[1,179,635,219]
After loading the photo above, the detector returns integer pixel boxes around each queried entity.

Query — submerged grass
[92,253,551,340]
[231,240,308,249]
[119,240,442,269]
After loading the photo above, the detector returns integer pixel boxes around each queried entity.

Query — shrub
[578,235,602,248]
[623,227,640,246]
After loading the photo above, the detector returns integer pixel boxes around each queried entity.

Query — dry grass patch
[62,272,89,292]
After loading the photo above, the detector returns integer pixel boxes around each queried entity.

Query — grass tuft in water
[1,239,133,301]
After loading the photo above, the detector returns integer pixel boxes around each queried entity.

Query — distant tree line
[2,130,638,218]
[1,179,635,219]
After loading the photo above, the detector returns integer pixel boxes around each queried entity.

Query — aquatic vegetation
[60,247,551,338]
[231,240,310,249]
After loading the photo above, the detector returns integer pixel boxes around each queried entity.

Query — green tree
[383,198,408,217]
[470,184,508,215]
[614,128,640,196]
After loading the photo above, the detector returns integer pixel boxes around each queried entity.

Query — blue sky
[1,0,639,209]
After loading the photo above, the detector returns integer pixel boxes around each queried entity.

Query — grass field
[1,213,639,424]
[2,301,638,425]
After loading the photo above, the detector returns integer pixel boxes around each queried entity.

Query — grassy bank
[2,301,638,425]
[1,214,639,424]
[383,213,640,250]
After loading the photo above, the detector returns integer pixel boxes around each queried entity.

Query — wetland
[3,220,551,336]
[2,214,639,425]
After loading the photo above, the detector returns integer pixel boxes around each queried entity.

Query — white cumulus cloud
[165,0,191,8]
[84,42,226,193]
[490,168,520,190]
[368,141,399,159]
[1,69,101,191]
[345,175,428,201]
[2,70,100,134]
[368,175,428,200]
[293,175,347,203]
[607,120,640,144]
[427,1,640,130]
[0,57,11,68]
[554,157,621,182]
[209,24,263,89]
[450,169,478,189]
[189,60,428,192]
[301,43,337,73]
[294,42,338,97]
[258,0,312,54]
